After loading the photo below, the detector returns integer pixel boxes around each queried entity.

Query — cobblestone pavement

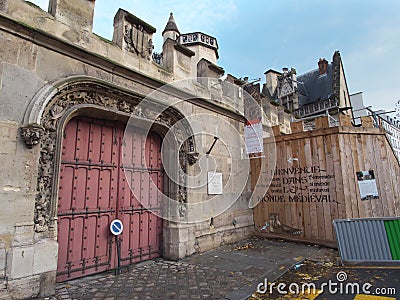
[53,260,254,300]
[41,237,338,300]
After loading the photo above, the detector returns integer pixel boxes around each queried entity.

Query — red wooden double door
[57,116,163,281]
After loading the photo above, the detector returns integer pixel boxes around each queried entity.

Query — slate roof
[297,64,333,107]
[163,13,180,35]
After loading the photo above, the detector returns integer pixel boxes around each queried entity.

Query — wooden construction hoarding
[252,116,400,245]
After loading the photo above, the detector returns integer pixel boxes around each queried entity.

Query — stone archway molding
[20,75,198,233]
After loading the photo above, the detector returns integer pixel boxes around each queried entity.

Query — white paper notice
[244,122,263,154]
[207,172,223,195]
[356,170,379,200]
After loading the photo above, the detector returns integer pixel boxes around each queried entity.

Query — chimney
[49,0,95,32]
[318,58,328,75]
[264,69,280,97]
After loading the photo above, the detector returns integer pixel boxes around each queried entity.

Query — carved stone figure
[146,39,154,60]
[124,24,134,52]
[179,204,186,218]
[187,152,199,165]
[119,100,132,113]
[20,124,44,149]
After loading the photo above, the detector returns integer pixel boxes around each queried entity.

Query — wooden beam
[339,115,352,127]
[361,116,374,128]
[315,116,330,129]
[290,121,304,133]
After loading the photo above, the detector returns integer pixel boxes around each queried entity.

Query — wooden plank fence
[252,115,400,246]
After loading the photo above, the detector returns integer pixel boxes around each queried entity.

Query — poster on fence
[356,170,379,200]
[244,119,263,154]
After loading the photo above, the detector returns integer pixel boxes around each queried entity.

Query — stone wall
[0,1,255,298]
[0,119,56,299]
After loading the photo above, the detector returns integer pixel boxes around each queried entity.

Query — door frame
[20,76,198,275]
[22,77,197,232]
[56,116,165,281]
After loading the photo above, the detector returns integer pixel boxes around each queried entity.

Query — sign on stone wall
[244,120,263,154]
[208,172,223,195]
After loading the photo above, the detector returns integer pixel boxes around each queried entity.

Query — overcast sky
[30,0,400,114]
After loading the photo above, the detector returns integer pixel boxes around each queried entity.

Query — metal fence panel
[333,218,393,263]
[384,219,400,260]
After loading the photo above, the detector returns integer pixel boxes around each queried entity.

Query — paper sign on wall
[208,172,223,195]
[356,170,379,200]
[244,120,263,154]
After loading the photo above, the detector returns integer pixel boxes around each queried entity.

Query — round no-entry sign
[110,219,123,236]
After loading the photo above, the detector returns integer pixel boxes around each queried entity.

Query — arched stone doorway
[20,76,198,281]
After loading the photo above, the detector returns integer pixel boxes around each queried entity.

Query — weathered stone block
[196,232,222,253]
[221,229,240,245]
[0,126,7,140]
[39,271,56,297]
[14,222,34,235]
[17,41,38,71]
[0,141,16,154]
[232,213,253,227]
[0,282,8,300]
[6,246,34,279]
[0,240,5,278]
[167,226,190,244]
[0,154,38,194]
[0,193,35,237]
[11,234,34,248]
[0,64,44,123]
[49,0,95,32]
[33,240,57,275]
[6,274,40,299]
[0,122,17,143]
[35,49,75,82]
[163,242,189,260]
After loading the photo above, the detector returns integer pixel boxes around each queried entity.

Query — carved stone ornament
[29,82,197,233]
[20,124,44,149]
[178,204,186,218]
[187,152,199,165]
[178,149,188,205]
[124,23,153,60]
[152,52,162,65]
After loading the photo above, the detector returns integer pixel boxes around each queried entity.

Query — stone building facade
[262,51,353,127]
[0,1,279,298]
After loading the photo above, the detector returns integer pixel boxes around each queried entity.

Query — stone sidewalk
[41,237,338,300]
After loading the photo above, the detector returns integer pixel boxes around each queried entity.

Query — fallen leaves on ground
[234,242,255,251]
